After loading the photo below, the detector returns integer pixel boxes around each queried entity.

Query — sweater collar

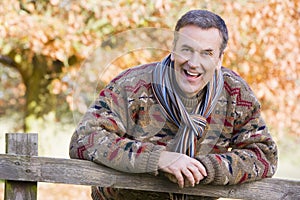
[170,69,205,113]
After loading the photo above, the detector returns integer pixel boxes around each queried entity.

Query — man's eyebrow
[181,44,193,49]
[180,44,214,53]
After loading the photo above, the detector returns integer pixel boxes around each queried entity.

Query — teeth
[186,70,200,77]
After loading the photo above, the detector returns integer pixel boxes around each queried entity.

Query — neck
[170,70,205,113]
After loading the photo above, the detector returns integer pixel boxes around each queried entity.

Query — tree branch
[19,0,32,14]
[0,54,19,69]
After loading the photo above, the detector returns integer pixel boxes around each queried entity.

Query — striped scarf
[152,55,224,157]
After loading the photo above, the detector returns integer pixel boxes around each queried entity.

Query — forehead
[175,25,222,50]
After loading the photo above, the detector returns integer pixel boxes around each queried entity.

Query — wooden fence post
[4,133,38,200]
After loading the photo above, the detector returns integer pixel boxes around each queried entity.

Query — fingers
[182,167,197,187]
[158,151,207,188]
[170,159,207,188]
[192,159,207,177]
[173,169,185,188]
[187,165,203,185]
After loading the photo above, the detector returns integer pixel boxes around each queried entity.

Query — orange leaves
[0,0,299,136]
[1,1,91,63]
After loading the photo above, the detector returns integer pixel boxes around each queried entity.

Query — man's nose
[187,52,201,67]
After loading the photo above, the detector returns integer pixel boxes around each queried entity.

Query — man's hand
[158,151,207,188]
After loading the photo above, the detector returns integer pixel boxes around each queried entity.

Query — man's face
[171,25,223,97]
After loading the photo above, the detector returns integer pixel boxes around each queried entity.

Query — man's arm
[196,88,278,185]
[69,85,165,174]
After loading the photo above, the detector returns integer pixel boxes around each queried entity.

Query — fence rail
[1,133,300,200]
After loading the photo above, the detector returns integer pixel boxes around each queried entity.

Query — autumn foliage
[0,0,299,137]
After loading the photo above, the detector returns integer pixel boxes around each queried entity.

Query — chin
[182,88,200,97]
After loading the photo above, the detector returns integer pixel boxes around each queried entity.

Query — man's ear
[217,53,224,70]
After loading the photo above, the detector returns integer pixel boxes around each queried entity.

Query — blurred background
[0,0,299,199]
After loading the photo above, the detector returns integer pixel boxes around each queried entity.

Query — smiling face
[171,25,223,97]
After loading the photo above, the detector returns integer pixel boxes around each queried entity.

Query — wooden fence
[0,133,300,200]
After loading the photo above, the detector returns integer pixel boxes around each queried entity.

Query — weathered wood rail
[1,133,300,200]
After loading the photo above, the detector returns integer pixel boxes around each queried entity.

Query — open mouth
[184,69,201,78]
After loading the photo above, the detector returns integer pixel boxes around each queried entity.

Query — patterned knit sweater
[69,62,278,193]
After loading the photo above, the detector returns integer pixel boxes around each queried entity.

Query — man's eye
[202,51,213,56]
[181,48,192,52]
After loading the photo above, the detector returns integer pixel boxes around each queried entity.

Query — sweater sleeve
[196,82,278,185]
[69,81,165,174]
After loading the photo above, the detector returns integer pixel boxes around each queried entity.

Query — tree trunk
[1,53,63,132]
[23,55,55,131]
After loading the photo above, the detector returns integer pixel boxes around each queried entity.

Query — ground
[0,183,90,200]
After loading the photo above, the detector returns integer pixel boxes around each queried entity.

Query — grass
[274,134,300,180]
